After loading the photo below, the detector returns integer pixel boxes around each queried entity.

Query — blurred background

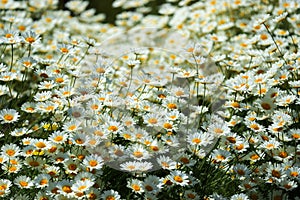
[58,0,166,24]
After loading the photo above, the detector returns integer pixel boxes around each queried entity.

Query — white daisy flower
[83,154,104,170]
[14,175,33,189]
[0,109,20,124]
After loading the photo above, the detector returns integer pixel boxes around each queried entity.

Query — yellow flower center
[216,155,225,160]
[68,125,77,131]
[89,160,98,167]
[161,162,169,168]
[0,184,7,190]
[167,103,177,109]
[75,138,84,144]
[18,25,26,31]
[5,33,12,38]
[235,143,244,150]
[250,124,259,130]
[150,146,159,151]
[55,77,64,83]
[292,133,300,139]
[26,107,34,112]
[173,175,183,183]
[36,141,46,148]
[260,34,268,40]
[175,89,185,96]
[231,102,240,108]
[62,185,72,193]
[9,165,17,172]
[96,67,106,74]
[54,135,63,142]
[187,47,194,52]
[278,151,288,158]
[108,125,118,132]
[135,133,143,139]
[127,165,135,170]
[60,47,69,53]
[158,94,166,99]
[258,88,267,95]
[4,114,13,121]
[23,61,32,67]
[6,149,15,156]
[266,143,275,149]
[192,138,201,144]
[106,196,115,200]
[91,104,99,110]
[290,171,299,177]
[63,91,70,96]
[40,179,48,185]
[169,115,177,120]
[123,133,131,139]
[214,128,224,134]
[78,185,87,191]
[132,184,140,191]
[19,181,28,187]
[133,151,143,158]
[45,18,52,23]
[148,118,157,124]
[26,37,35,43]
[163,123,172,129]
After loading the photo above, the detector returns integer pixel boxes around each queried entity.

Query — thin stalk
[76,46,90,65]
[28,44,31,57]
[1,44,7,55]
[263,23,287,65]
[9,44,13,71]
[126,67,133,97]
[57,54,64,64]
[136,84,146,99]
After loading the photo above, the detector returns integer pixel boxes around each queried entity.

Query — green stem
[9,44,13,71]
[1,44,7,56]
[57,54,64,64]
[263,23,287,65]
[248,56,253,69]
[136,84,146,99]
[126,67,133,96]
[76,46,90,65]
[186,78,191,135]
[192,53,199,77]
[28,44,31,57]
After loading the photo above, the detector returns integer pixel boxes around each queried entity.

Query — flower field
[0,0,300,199]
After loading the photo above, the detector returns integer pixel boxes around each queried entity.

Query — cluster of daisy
[0,0,300,199]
